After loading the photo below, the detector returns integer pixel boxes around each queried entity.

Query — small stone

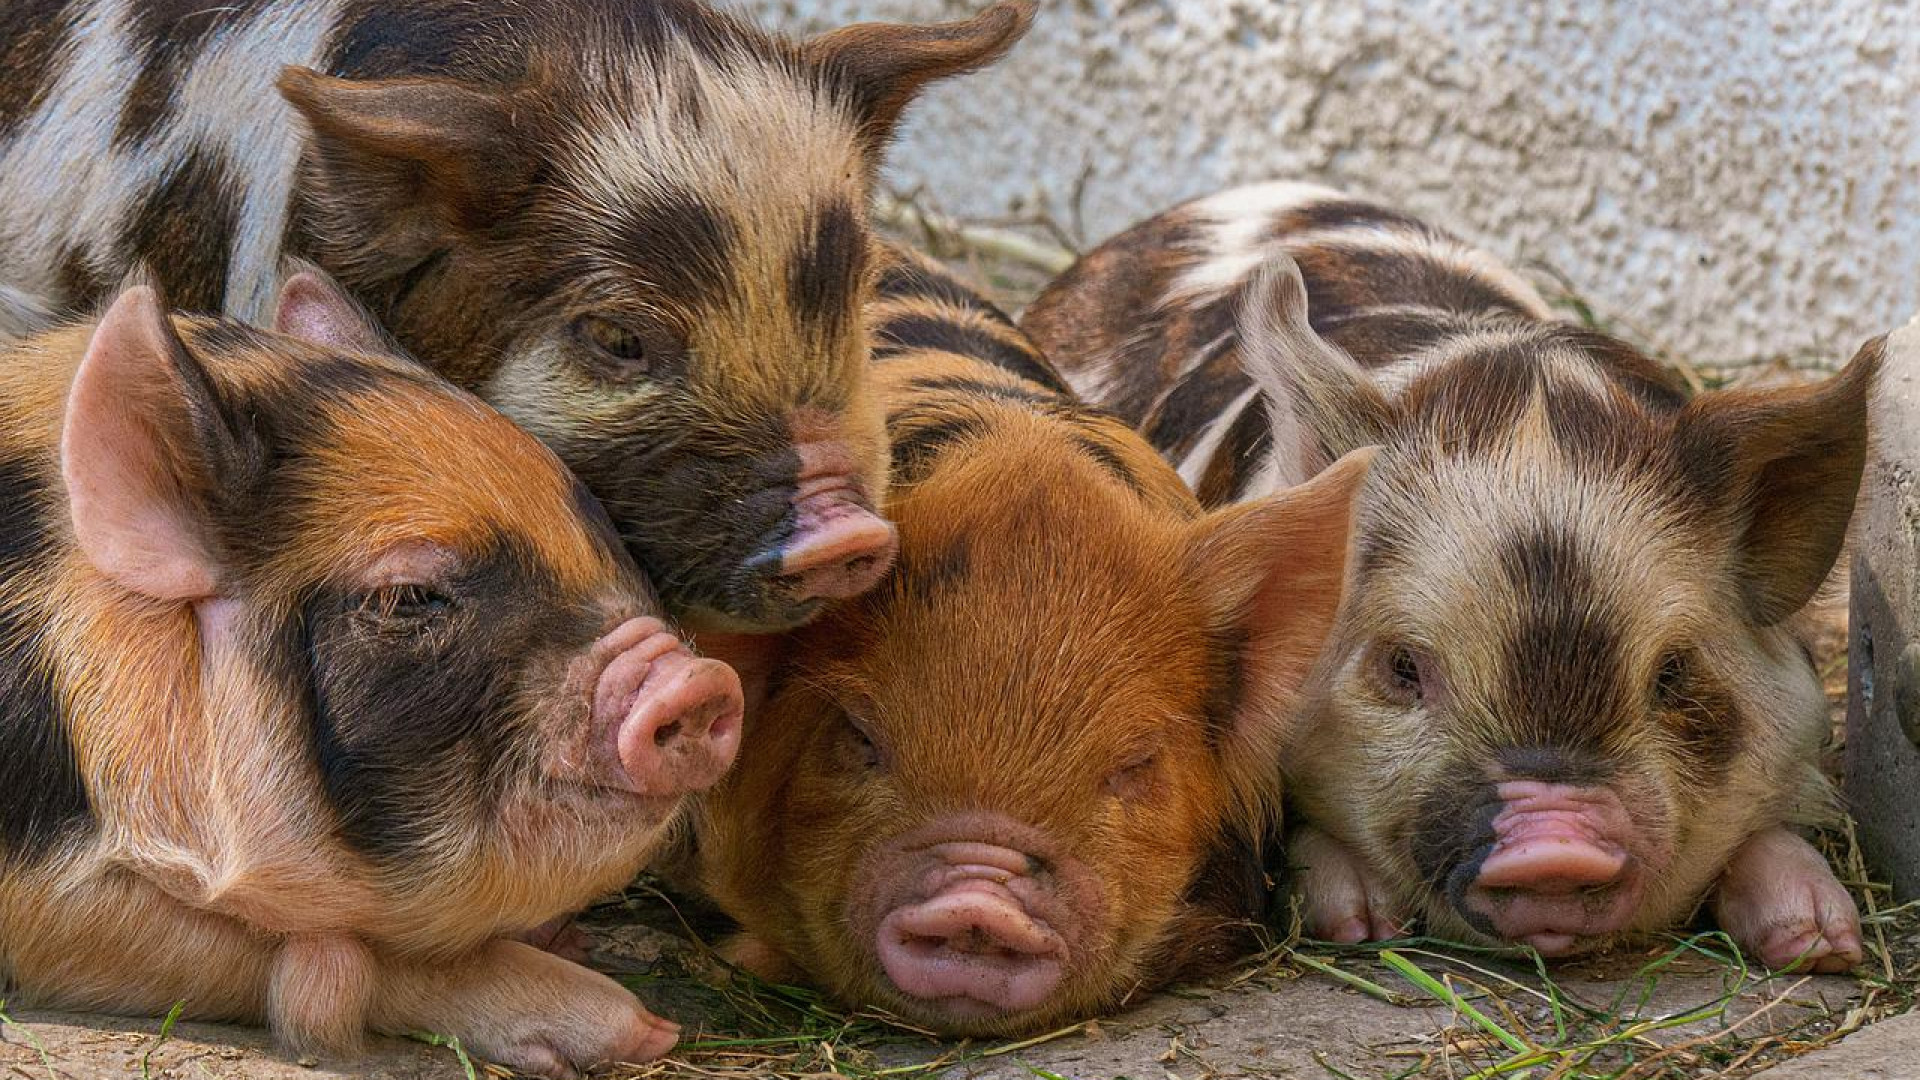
[296,1055,320,1068]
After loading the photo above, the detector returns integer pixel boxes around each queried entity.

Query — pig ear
[1238,256,1395,486]
[277,67,531,240]
[804,1,1035,155]
[1186,447,1376,792]
[62,286,245,601]
[272,262,394,355]
[1672,337,1882,626]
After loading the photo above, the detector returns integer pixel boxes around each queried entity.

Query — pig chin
[849,814,1108,1034]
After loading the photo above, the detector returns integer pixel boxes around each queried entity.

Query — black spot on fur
[117,0,269,146]
[606,194,736,307]
[120,148,241,314]
[788,200,866,335]
[0,458,92,863]
[1069,432,1145,496]
[54,246,109,314]
[295,538,590,862]
[1280,199,1431,236]
[1143,339,1255,462]
[887,409,991,484]
[897,537,970,604]
[875,259,1017,329]
[1494,525,1632,754]
[1193,396,1273,509]
[1293,242,1537,328]
[905,373,1054,407]
[0,0,78,140]
[1145,822,1268,982]
[1408,763,1500,925]
[874,314,1072,395]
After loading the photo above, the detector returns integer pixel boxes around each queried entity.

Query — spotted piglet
[0,0,1037,631]
[1024,182,1877,971]
[0,272,742,1076]
[693,249,1373,1035]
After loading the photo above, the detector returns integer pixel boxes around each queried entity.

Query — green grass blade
[1379,949,1532,1056]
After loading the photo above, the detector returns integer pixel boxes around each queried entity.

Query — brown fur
[693,249,1372,1035]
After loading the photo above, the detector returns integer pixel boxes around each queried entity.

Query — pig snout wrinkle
[878,878,1066,1015]
[590,621,743,797]
[1458,782,1646,952]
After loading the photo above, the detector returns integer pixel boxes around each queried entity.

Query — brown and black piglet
[0,271,741,1077]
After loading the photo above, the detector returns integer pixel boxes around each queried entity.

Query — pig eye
[570,314,681,381]
[1375,644,1429,706]
[1105,754,1159,801]
[359,583,455,626]
[1654,651,1691,705]
[839,712,884,771]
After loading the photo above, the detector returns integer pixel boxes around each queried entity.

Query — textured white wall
[751,0,1920,370]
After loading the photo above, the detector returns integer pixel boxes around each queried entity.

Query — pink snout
[1461,782,1646,955]
[875,842,1066,1017]
[589,618,743,797]
[772,441,895,605]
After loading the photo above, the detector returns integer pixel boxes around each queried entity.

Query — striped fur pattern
[0,278,724,1074]
[1025,182,1879,966]
[0,0,1035,632]
[693,247,1374,1036]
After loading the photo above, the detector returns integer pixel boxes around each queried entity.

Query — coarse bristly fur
[0,271,727,1077]
[0,0,1035,632]
[693,246,1375,1037]
[1023,181,1879,969]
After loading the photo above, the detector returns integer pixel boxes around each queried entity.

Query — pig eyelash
[1653,651,1692,705]
[1373,643,1431,707]
[1104,754,1159,801]
[569,314,684,382]
[355,583,457,628]
[839,711,886,771]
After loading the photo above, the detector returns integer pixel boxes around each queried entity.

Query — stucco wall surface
[751,0,1920,369]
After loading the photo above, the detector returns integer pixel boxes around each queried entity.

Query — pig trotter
[374,940,678,1078]
[1291,825,1406,943]
[1711,827,1863,974]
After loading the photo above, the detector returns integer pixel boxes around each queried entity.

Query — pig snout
[752,442,895,606]
[1458,782,1647,955]
[587,618,743,797]
[859,816,1101,1026]
[876,842,1067,1016]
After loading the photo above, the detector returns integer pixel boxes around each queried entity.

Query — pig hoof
[1291,826,1406,943]
[1712,828,1864,974]
[487,1004,679,1079]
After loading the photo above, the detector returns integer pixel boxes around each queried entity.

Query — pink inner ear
[273,271,382,355]
[62,287,220,601]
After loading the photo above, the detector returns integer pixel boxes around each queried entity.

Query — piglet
[0,271,741,1077]
[1023,181,1875,971]
[693,249,1373,1035]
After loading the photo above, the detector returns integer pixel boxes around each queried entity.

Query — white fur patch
[0,0,341,326]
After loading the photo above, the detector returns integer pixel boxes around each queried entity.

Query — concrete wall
[750,0,1920,370]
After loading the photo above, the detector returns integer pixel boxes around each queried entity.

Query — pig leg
[370,938,678,1079]
[1711,827,1863,973]
[1290,825,1406,943]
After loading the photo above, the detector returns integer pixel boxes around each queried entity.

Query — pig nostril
[653,720,682,747]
